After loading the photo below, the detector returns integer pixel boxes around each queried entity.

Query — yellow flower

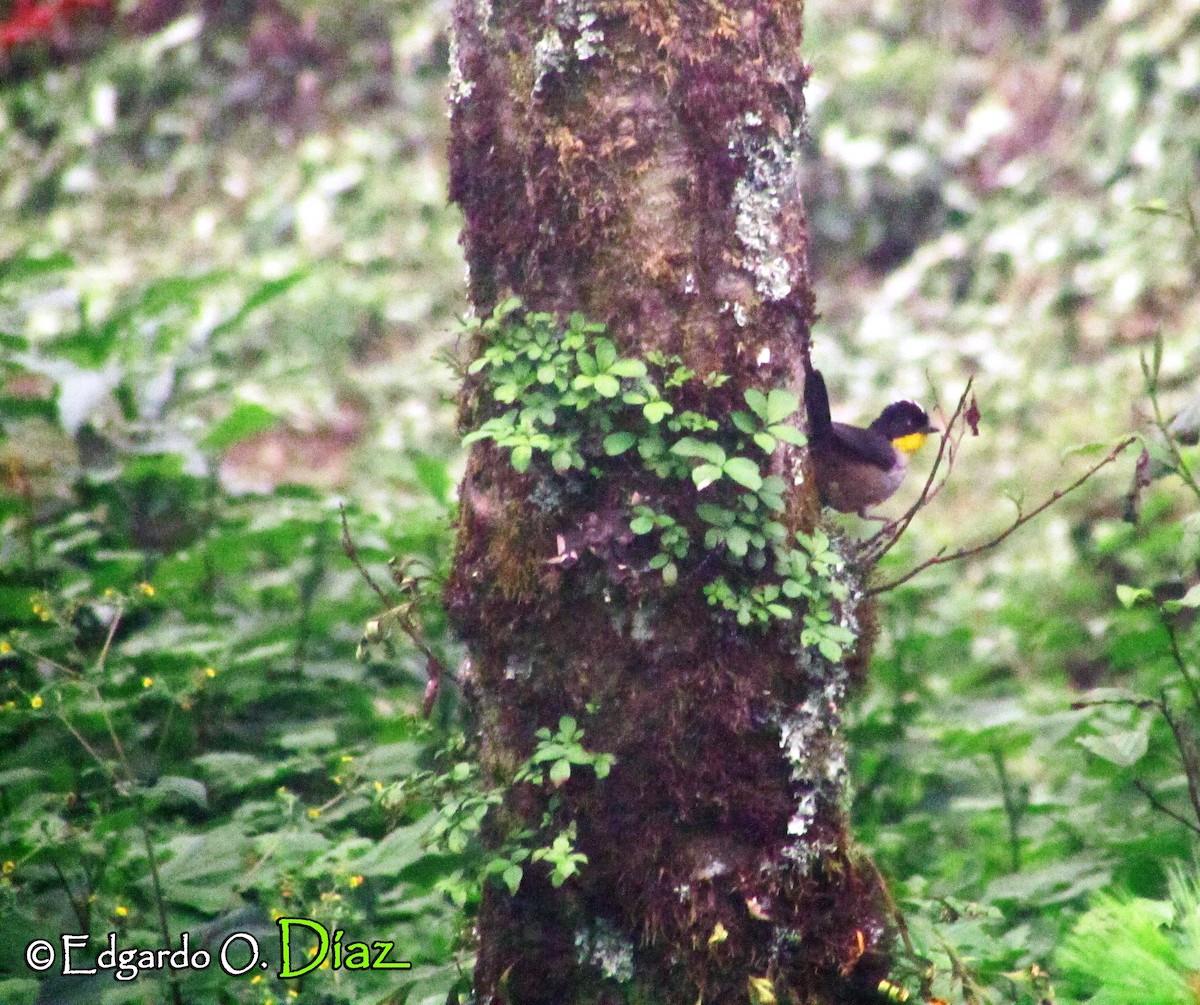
[2,861,14,875]
[288,991,300,999]
[142,677,154,688]
[0,641,11,654]
[373,780,384,793]
[104,588,117,599]
[307,808,320,819]
[348,874,364,888]
[204,667,216,678]
[30,695,43,710]
[115,905,129,917]
[340,754,354,763]
[137,583,155,597]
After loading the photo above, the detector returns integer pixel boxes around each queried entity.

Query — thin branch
[50,859,90,932]
[1163,615,1200,721]
[860,853,916,959]
[137,814,185,1005]
[338,503,397,608]
[1160,696,1200,833]
[862,378,975,565]
[340,504,445,716]
[1133,780,1200,837]
[869,437,1136,596]
[1143,347,1200,504]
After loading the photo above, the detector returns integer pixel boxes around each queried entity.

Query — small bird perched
[804,364,938,517]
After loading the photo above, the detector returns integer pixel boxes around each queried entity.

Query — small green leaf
[725,526,751,557]
[594,338,618,371]
[1115,584,1153,609]
[692,464,723,490]
[696,504,734,527]
[643,400,673,423]
[604,431,637,455]
[753,432,776,453]
[549,759,572,786]
[816,637,842,660]
[662,561,678,586]
[610,358,647,379]
[766,389,799,424]
[511,444,533,472]
[502,863,524,894]
[744,388,769,420]
[772,426,807,447]
[767,603,794,620]
[630,514,655,534]
[594,373,621,397]
[731,411,757,435]
[671,437,726,465]
[1164,583,1200,612]
[1077,727,1149,767]
[723,456,763,491]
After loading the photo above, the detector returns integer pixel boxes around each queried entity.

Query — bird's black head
[870,400,938,452]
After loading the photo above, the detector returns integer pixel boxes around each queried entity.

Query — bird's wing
[827,422,898,471]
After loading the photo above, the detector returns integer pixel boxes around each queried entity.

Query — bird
[804,364,938,517]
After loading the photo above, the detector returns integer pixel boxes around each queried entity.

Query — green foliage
[0,249,461,1005]
[395,716,612,908]
[462,303,862,660]
[1057,869,1200,1005]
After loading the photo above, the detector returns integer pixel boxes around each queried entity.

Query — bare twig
[50,859,90,932]
[860,853,916,959]
[1133,780,1200,837]
[1142,338,1200,504]
[868,437,1136,596]
[1163,615,1200,720]
[339,503,397,608]
[861,378,975,565]
[1160,695,1200,833]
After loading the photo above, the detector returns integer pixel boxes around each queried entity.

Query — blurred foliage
[4,0,1200,1004]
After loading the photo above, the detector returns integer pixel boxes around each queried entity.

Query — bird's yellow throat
[891,432,930,456]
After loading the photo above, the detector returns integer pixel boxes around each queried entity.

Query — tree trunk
[446,2,889,1002]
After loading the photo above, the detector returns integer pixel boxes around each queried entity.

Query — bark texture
[446,1,889,1002]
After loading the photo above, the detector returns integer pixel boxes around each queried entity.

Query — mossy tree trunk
[446,2,889,1002]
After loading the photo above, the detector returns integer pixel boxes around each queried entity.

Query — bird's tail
[804,364,833,442]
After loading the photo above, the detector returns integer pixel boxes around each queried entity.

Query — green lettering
[277,918,329,979]
[342,942,370,970]
[371,941,413,970]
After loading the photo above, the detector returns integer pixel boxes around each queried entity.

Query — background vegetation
[2,0,1200,1002]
